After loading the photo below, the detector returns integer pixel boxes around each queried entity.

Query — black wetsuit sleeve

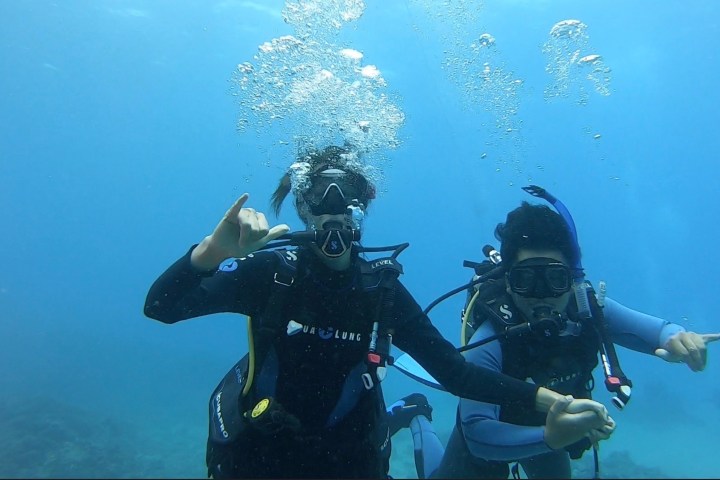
[144,246,276,323]
[391,281,538,412]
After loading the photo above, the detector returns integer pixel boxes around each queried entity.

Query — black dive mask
[303,167,372,216]
[308,183,351,215]
[507,257,572,298]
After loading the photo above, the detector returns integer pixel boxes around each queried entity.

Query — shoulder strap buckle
[273,272,294,287]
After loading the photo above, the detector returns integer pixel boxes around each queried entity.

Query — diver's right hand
[191,193,290,271]
[544,395,615,450]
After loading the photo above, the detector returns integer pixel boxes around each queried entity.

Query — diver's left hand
[655,332,720,372]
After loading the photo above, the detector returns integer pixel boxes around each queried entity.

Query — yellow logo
[251,398,270,418]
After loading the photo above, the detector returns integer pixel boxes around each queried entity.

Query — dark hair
[270,145,374,217]
[495,201,579,267]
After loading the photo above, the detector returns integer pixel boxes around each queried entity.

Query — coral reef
[0,396,199,478]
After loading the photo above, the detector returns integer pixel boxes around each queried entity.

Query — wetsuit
[144,245,540,479]
[413,294,685,479]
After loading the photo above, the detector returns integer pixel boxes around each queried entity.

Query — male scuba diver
[144,149,612,479]
[397,191,720,479]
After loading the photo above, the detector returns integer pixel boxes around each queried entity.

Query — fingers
[587,428,611,444]
[202,193,288,261]
[223,193,250,224]
[267,224,291,241]
[663,332,707,372]
[548,395,573,416]
[654,347,680,363]
[605,417,616,432]
[597,417,616,435]
[702,333,720,343]
[553,399,608,430]
[565,410,605,428]
[681,332,706,371]
[587,417,616,445]
[236,208,290,254]
[238,209,270,243]
[564,399,609,422]
[544,398,612,450]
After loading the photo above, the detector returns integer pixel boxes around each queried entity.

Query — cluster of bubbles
[407,0,483,43]
[449,33,523,136]
[282,0,365,41]
[408,0,519,126]
[407,0,524,164]
[232,0,404,190]
[444,32,526,178]
[542,19,612,104]
[404,4,614,183]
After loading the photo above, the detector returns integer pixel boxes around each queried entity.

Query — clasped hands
[545,396,616,451]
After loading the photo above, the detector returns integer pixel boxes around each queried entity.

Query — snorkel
[520,186,588,315]
[521,185,632,410]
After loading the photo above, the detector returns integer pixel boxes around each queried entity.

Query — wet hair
[270,171,293,217]
[270,145,375,217]
[495,201,580,267]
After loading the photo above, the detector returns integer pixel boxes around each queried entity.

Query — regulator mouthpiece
[317,229,351,258]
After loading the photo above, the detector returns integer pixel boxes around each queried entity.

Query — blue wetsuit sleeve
[144,245,276,323]
[459,321,554,461]
[603,297,686,354]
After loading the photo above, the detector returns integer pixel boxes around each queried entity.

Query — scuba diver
[143,148,613,479]
[394,186,720,479]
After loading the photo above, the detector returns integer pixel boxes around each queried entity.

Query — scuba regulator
[311,198,366,258]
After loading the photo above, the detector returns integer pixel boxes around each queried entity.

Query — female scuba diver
[144,146,613,479]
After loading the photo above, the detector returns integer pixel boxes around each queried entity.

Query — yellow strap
[242,316,256,397]
[461,289,482,347]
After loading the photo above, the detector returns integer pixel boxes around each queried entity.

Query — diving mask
[302,167,373,216]
[507,257,572,298]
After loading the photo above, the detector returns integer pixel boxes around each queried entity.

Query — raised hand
[191,193,289,270]
[655,332,720,372]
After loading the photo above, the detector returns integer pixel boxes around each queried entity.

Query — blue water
[1,1,719,478]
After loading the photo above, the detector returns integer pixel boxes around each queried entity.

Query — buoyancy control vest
[206,244,407,478]
[459,269,603,460]
[466,281,600,396]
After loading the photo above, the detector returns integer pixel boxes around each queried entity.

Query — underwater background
[1,0,719,478]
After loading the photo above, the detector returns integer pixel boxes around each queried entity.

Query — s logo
[219,260,238,272]
[499,304,513,320]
